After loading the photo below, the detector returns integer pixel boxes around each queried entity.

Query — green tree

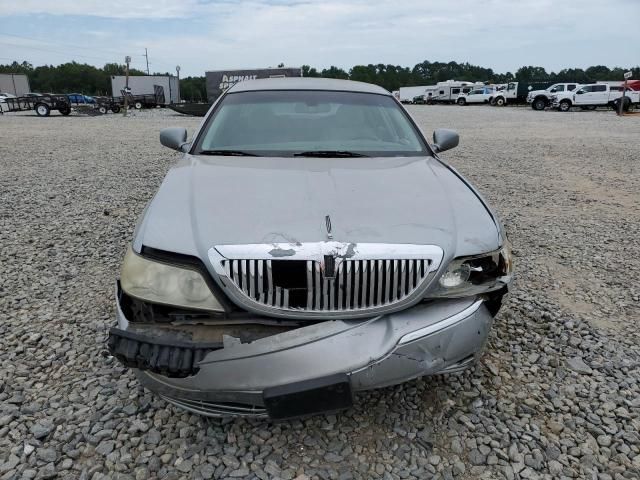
[302,65,320,77]
[515,66,550,82]
[320,66,349,79]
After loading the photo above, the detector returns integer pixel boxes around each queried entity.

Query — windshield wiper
[293,150,368,158]
[198,150,258,156]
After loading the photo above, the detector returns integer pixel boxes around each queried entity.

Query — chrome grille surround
[208,243,443,319]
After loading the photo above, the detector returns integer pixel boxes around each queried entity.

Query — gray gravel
[1,105,639,480]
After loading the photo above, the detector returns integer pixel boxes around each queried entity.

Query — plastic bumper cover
[113,296,494,416]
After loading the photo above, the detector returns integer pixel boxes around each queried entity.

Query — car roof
[226,77,390,95]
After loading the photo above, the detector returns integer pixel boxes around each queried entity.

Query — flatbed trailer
[113,91,166,110]
[2,94,72,116]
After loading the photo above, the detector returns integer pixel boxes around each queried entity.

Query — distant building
[206,67,302,100]
[0,73,30,96]
[110,75,179,104]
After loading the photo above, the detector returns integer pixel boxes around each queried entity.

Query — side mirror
[432,129,459,154]
[550,88,557,93]
[160,127,189,152]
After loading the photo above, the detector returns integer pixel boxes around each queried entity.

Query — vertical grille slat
[248,260,256,299]
[384,260,391,304]
[221,256,432,313]
[353,261,361,308]
[266,260,274,305]
[376,261,384,306]
[369,260,376,307]
[345,262,352,310]
[408,260,415,291]
[391,260,399,302]
[314,262,321,310]
[256,260,264,302]
[337,263,344,310]
[306,261,314,309]
[361,260,369,307]
[241,260,249,295]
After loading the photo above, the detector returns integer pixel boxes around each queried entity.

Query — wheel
[98,106,108,114]
[111,105,120,114]
[559,100,572,112]
[134,101,143,109]
[457,98,466,106]
[619,97,632,112]
[532,98,547,110]
[59,106,71,116]
[494,97,505,107]
[35,103,50,117]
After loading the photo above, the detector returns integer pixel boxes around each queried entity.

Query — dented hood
[136,155,501,262]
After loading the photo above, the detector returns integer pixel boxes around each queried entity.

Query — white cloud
[1,0,638,75]
[1,0,201,19]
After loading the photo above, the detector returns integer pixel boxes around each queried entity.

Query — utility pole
[144,48,150,75]
[618,71,632,116]
[123,56,131,117]
[176,66,181,103]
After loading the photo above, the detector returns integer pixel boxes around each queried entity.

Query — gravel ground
[1,105,639,480]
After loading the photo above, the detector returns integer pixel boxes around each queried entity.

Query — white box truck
[110,75,179,105]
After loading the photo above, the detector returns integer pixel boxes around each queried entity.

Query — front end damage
[109,282,499,420]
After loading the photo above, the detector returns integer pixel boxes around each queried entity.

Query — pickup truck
[527,83,579,110]
[552,84,640,112]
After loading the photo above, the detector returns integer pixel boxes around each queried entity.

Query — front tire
[457,98,466,106]
[134,101,143,109]
[35,103,50,117]
[98,106,108,114]
[59,106,71,116]
[559,100,572,112]
[111,105,121,114]
[532,98,547,110]
[494,97,505,107]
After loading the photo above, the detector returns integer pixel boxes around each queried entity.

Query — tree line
[1,60,638,101]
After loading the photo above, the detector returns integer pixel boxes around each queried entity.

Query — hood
[136,155,501,264]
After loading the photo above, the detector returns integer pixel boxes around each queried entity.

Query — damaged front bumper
[109,295,495,419]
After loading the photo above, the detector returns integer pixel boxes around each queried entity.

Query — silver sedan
[108,77,513,420]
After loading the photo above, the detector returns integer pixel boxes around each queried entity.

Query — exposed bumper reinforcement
[107,328,220,378]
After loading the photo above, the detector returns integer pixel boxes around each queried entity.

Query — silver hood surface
[134,155,501,265]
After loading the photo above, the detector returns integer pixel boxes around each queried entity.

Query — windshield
[194,90,428,157]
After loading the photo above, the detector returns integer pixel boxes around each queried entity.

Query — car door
[467,89,482,103]
[573,85,592,105]
[592,84,608,103]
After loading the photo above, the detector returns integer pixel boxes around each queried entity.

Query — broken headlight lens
[427,242,513,298]
[120,246,224,312]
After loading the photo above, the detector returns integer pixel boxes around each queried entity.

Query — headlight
[120,246,224,312]
[427,243,513,298]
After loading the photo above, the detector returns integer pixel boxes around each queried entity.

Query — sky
[0,0,639,77]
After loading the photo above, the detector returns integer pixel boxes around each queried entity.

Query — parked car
[552,83,640,112]
[456,87,495,105]
[67,93,96,104]
[108,78,513,420]
[526,83,579,110]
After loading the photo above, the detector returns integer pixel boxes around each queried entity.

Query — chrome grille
[221,258,432,312]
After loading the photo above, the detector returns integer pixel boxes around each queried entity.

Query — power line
[0,41,137,64]
[0,32,129,57]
